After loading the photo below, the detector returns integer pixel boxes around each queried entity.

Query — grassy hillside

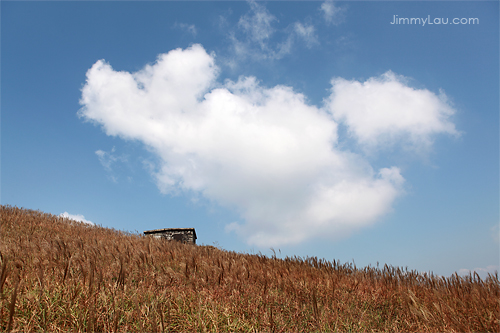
[1,205,498,332]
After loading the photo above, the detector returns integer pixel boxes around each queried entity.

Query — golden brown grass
[1,205,498,332]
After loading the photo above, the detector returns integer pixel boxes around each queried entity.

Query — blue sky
[2,1,498,278]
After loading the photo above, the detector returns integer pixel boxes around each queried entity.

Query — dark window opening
[173,234,184,242]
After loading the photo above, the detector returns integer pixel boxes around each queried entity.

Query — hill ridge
[1,205,498,332]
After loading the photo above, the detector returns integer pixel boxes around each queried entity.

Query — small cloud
[492,224,499,243]
[324,71,460,153]
[335,35,354,49]
[60,212,94,225]
[95,147,117,171]
[228,0,286,61]
[174,23,197,37]
[95,147,128,182]
[238,0,277,49]
[227,1,320,62]
[142,159,156,173]
[294,22,318,48]
[320,0,345,26]
[458,265,499,280]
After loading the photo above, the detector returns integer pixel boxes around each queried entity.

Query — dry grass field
[1,205,499,332]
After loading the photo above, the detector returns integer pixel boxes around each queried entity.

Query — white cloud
[324,71,460,152]
[458,265,499,280]
[238,0,276,49]
[321,0,345,26]
[492,224,499,243]
[78,45,459,247]
[229,0,286,60]
[175,23,197,36]
[95,146,117,171]
[227,1,319,62]
[95,146,128,182]
[60,212,94,225]
[294,22,318,48]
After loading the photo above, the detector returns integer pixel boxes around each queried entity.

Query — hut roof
[143,227,197,239]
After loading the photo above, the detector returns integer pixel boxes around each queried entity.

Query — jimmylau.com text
[390,15,479,26]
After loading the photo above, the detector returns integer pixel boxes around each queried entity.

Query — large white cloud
[325,71,460,151]
[79,44,457,247]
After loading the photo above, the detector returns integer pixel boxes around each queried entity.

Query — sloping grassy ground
[1,205,499,332]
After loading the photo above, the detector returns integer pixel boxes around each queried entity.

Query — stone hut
[144,228,197,244]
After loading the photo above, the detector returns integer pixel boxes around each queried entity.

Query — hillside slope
[1,205,498,332]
